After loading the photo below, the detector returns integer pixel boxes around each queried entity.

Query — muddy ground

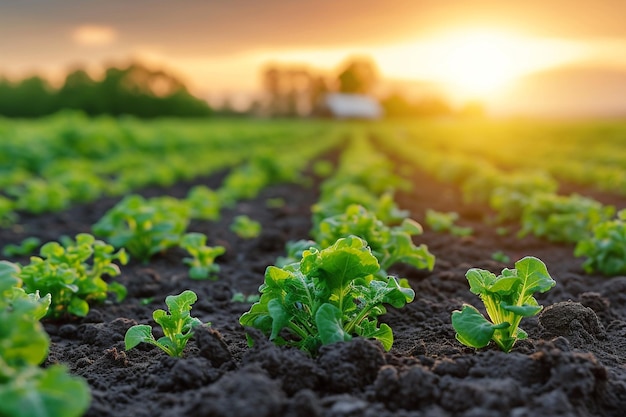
[2,151,626,417]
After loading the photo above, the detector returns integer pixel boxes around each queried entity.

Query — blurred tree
[262,65,315,117]
[0,76,55,117]
[337,57,378,94]
[0,63,211,118]
[381,91,452,118]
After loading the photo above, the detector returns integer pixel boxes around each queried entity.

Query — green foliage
[230,292,260,303]
[2,237,41,257]
[18,233,128,317]
[275,239,320,267]
[424,209,473,237]
[0,261,91,417]
[185,185,222,220]
[0,63,211,118]
[519,193,615,243]
[574,209,626,276]
[7,179,72,214]
[491,251,511,264]
[451,256,555,352]
[313,185,408,228]
[314,204,435,276]
[125,290,204,357]
[0,196,16,227]
[230,215,262,239]
[93,194,190,262]
[179,233,225,280]
[218,154,302,205]
[240,236,415,355]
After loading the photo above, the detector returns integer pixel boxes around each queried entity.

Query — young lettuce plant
[240,236,415,355]
[179,233,225,280]
[2,236,41,257]
[574,209,626,276]
[125,290,204,357]
[230,215,261,239]
[451,256,555,352]
[313,204,435,277]
[185,185,222,221]
[424,209,473,237]
[0,261,91,417]
[93,194,190,262]
[18,233,128,317]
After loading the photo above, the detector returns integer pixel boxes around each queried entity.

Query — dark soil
[2,152,626,417]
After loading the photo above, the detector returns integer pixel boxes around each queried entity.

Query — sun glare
[377,29,590,101]
[437,32,521,96]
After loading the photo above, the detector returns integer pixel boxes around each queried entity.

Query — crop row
[375,123,626,276]
[0,121,342,417]
[376,119,626,195]
[0,112,341,224]
[1,118,625,416]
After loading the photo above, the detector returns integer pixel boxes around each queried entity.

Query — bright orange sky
[2,0,626,116]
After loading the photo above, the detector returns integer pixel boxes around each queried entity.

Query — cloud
[72,25,117,46]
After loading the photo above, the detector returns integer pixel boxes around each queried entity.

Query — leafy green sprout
[0,261,91,417]
[18,233,128,317]
[231,292,260,303]
[574,208,626,276]
[125,290,204,357]
[491,251,510,263]
[424,209,473,237]
[230,215,262,239]
[179,233,225,280]
[451,256,555,352]
[240,236,415,355]
[2,236,42,257]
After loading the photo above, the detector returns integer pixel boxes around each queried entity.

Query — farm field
[1,114,626,417]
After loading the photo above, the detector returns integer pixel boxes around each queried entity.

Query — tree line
[0,63,211,118]
[260,56,466,118]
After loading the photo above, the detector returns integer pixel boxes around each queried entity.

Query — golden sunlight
[401,29,590,100]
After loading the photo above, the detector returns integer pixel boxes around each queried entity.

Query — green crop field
[1,113,626,417]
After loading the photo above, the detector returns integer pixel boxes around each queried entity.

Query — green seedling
[240,236,415,355]
[93,194,190,262]
[575,209,626,276]
[491,251,510,263]
[231,292,260,303]
[230,215,261,239]
[424,209,473,237]
[2,236,41,257]
[0,261,91,417]
[314,204,435,277]
[185,185,222,220]
[180,233,225,280]
[19,233,128,317]
[125,290,204,357]
[452,256,555,352]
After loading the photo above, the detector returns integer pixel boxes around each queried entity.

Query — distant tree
[56,69,102,115]
[381,91,452,118]
[381,92,414,118]
[0,63,211,118]
[309,75,330,116]
[262,65,315,117]
[337,57,378,94]
[0,76,55,117]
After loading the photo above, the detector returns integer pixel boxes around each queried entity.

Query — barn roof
[323,93,383,119]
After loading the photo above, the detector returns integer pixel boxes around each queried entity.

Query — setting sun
[437,32,522,96]
[423,29,587,98]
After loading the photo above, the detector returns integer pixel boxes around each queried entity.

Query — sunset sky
[2,0,626,116]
